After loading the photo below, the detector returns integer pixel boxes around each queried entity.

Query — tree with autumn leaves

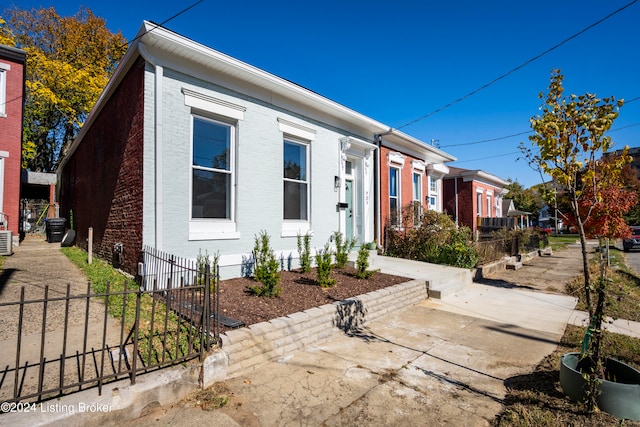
[1,6,127,171]
[522,69,634,412]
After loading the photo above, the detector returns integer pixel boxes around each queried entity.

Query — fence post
[88,227,93,264]
[202,263,211,355]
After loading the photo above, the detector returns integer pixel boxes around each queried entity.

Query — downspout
[374,134,381,246]
[138,43,164,250]
[454,177,459,227]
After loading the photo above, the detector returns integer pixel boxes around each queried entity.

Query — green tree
[4,6,127,172]
[503,179,543,220]
[521,69,630,412]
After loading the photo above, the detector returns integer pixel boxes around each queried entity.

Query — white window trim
[388,152,406,168]
[412,172,422,203]
[282,136,311,237]
[476,189,484,217]
[390,166,401,226]
[183,88,246,120]
[188,114,239,241]
[0,63,9,117]
[278,117,316,141]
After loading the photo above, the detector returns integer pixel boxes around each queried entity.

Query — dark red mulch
[214,266,411,334]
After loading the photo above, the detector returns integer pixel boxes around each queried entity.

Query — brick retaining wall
[220,279,428,378]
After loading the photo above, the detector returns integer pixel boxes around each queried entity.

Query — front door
[345,179,354,240]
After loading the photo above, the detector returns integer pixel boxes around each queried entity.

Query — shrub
[315,243,336,287]
[385,207,478,268]
[334,231,356,269]
[297,231,312,273]
[354,245,377,279]
[248,230,281,297]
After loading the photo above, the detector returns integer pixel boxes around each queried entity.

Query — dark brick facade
[59,58,145,275]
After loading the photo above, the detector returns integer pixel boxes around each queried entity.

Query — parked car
[623,226,640,252]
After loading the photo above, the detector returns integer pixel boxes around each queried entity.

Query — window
[0,67,6,117]
[476,191,483,217]
[389,167,400,226]
[283,139,308,220]
[412,172,422,224]
[428,176,438,210]
[191,116,233,220]
[486,194,492,217]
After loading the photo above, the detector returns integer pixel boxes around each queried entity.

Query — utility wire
[440,95,639,148]
[396,0,638,130]
[2,0,205,108]
[453,151,521,164]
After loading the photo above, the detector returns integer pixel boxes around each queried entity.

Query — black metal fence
[0,247,218,406]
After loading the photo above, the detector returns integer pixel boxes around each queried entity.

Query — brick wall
[59,58,145,274]
[0,48,25,237]
[379,145,427,244]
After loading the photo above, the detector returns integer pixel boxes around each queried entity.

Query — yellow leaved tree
[3,6,127,172]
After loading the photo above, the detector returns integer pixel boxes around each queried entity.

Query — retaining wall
[219,278,428,378]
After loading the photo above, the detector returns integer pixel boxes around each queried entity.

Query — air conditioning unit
[0,230,13,256]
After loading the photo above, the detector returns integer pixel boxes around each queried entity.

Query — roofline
[446,167,509,187]
[0,44,27,63]
[59,21,456,171]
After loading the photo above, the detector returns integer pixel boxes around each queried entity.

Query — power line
[453,151,521,164]
[2,1,205,108]
[440,131,533,148]
[396,0,639,130]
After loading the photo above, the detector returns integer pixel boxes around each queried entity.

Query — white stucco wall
[142,66,375,278]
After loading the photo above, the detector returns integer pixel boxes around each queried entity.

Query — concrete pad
[421,282,578,335]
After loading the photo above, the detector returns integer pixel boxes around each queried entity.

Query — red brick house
[0,44,26,249]
[377,134,455,246]
[442,166,508,236]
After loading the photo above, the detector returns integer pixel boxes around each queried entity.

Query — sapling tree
[334,231,355,269]
[521,69,631,412]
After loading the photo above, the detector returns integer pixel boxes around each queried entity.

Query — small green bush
[385,206,479,268]
[248,230,281,297]
[334,231,356,268]
[297,231,312,273]
[354,245,377,279]
[315,243,336,287]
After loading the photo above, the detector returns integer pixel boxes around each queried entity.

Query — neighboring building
[442,167,509,235]
[0,44,27,248]
[57,21,456,279]
[378,137,454,242]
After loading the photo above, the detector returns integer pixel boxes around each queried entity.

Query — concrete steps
[357,251,472,299]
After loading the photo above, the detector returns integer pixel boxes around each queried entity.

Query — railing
[0,248,219,406]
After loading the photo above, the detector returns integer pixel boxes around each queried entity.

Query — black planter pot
[560,352,640,420]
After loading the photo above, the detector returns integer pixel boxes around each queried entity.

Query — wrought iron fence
[0,248,218,407]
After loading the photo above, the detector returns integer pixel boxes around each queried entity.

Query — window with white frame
[191,116,234,220]
[428,176,438,209]
[486,193,492,217]
[476,190,483,217]
[0,66,7,117]
[283,138,308,220]
[412,172,422,224]
[389,167,400,226]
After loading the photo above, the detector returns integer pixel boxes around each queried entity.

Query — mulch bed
[214,266,411,334]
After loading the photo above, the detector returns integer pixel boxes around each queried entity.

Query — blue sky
[4,0,639,188]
